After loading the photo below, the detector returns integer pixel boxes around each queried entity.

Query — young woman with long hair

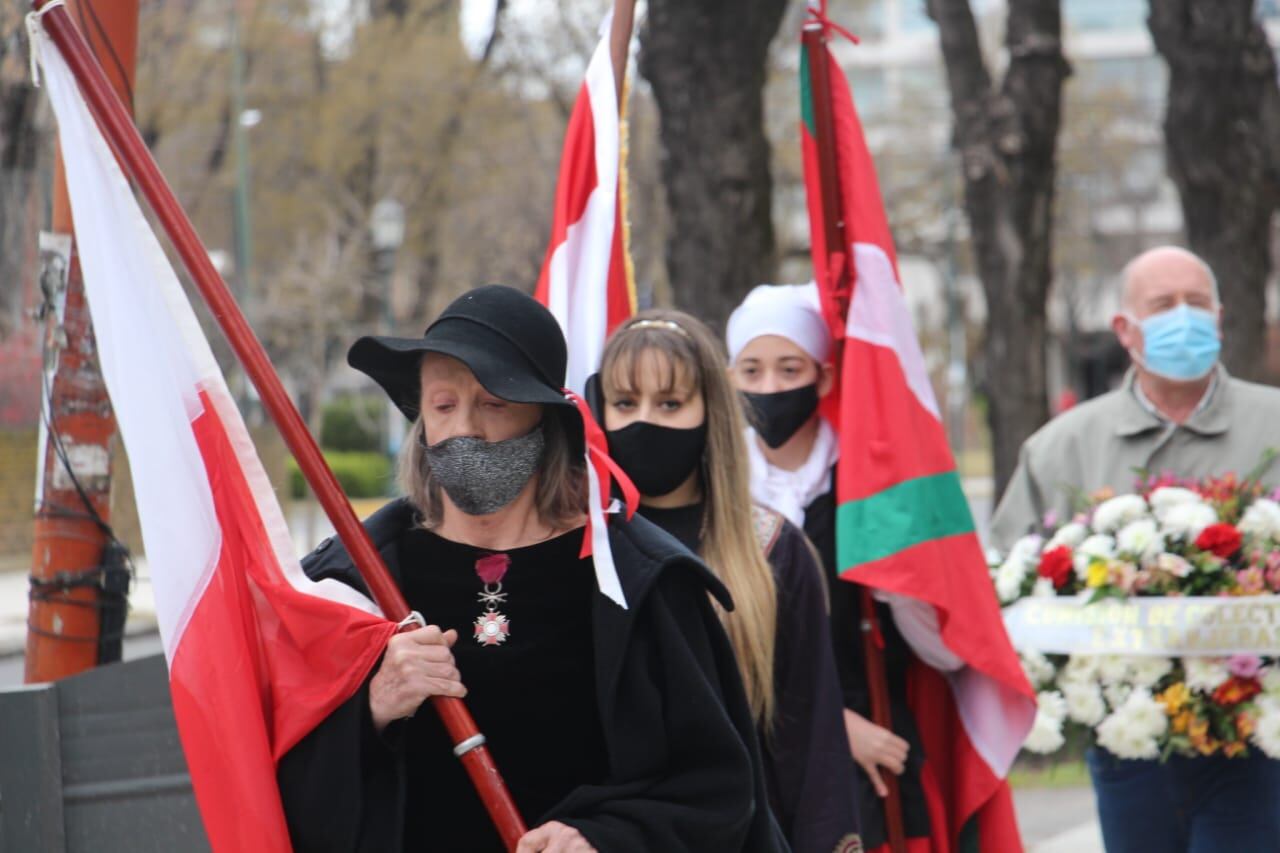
[593,309,861,853]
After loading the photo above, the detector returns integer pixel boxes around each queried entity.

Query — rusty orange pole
[25,0,139,683]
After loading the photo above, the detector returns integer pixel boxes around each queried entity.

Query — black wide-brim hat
[348,285,578,438]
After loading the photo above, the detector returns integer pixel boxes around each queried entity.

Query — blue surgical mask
[1129,303,1220,382]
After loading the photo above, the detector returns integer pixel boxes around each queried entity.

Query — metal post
[26,0,139,684]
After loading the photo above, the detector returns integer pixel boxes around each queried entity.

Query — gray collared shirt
[990,365,1280,551]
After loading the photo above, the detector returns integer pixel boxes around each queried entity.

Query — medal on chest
[473,552,511,647]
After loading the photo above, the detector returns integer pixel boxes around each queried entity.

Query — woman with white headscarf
[728,284,939,853]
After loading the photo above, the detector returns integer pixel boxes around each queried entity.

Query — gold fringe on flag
[617,73,638,314]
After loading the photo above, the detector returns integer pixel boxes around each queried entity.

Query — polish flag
[37,31,396,852]
[535,15,635,393]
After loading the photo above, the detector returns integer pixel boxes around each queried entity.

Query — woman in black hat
[276,286,785,853]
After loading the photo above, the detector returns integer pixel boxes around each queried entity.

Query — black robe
[805,481,932,850]
[639,502,862,853]
[277,498,788,853]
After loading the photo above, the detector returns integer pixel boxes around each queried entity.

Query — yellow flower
[1086,560,1110,589]
[1158,683,1191,715]
[1236,713,1256,739]
[1196,737,1221,756]
[1188,718,1210,746]
[1224,741,1247,758]
[1171,710,1194,734]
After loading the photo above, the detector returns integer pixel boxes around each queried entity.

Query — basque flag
[535,14,636,393]
[800,13,1035,852]
[37,29,396,852]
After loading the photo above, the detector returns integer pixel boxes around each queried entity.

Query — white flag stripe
[845,242,941,420]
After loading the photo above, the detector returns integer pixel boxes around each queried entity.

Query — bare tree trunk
[928,0,1069,498]
[639,0,788,333]
[1149,0,1280,383]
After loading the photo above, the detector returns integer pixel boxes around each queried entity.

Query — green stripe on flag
[836,471,975,570]
[799,46,816,137]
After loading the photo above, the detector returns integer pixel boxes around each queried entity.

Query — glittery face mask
[424,425,546,516]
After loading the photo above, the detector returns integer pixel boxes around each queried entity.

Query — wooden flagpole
[31,3,527,847]
[802,17,909,853]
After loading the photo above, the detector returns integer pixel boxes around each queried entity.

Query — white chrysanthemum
[1118,688,1169,739]
[1023,707,1067,754]
[1128,657,1174,689]
[1038,689,1068,723]
[985,546,1004,567]
[1074,534,1117,579]
[1096,709,1161,760]
[1261,667,1280,696]
[1092,495,1150,534]
[1183,657,1232,693]
[1062,680,1107,726]
[1061,654,1101,685]
[1020,651,1057,689]
[1008,534,1045,567]
[1251,700,1280,759]
[1239,499,1280,542]
[1046,522,1089,551]
[996,559,1028,604]
[1149,487,1203,519]
[1154,552,1194,578]
[993,560,1024,601]
[1116,519,1166,563]
[1104,682,1133,709]
[1097,655,1132,686]
[1161,502,1219,542]
[1031,577,1056,599]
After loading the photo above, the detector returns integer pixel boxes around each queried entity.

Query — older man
[991,246,1280,852]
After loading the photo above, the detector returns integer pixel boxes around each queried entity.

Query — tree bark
[928,0,1069,498]
[639,0,788,332]
[0,42,51,341]
[1149,0,1280,383]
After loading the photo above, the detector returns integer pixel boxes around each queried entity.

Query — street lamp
[369,198,406,458]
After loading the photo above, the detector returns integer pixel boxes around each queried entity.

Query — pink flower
[1237,567,1266,595]
[1229,655,1263,680]
[1268,565,1280,593]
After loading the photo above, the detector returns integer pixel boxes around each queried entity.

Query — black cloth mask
[743,384,819,449]
[425,425,545,515]
[606,421,707,498]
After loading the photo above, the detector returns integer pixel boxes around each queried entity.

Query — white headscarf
[726,283,833,365]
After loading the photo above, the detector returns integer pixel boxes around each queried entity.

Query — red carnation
[1195,523,1243,559]
[1037,545,1074,589]
[1212,676,1262,707]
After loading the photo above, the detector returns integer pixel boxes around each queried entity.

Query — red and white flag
[535,15,635,393]
[37,29,396,852]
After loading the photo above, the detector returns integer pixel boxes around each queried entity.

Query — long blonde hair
[600,309,778,725]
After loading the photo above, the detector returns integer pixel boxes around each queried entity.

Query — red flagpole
[32,3,527,847]
[802,20,909,853]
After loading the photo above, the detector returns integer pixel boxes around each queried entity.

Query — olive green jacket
[989,366,1280,552]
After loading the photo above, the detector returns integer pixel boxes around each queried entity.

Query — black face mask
[743,384,820,449]
[606,421,707,498]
